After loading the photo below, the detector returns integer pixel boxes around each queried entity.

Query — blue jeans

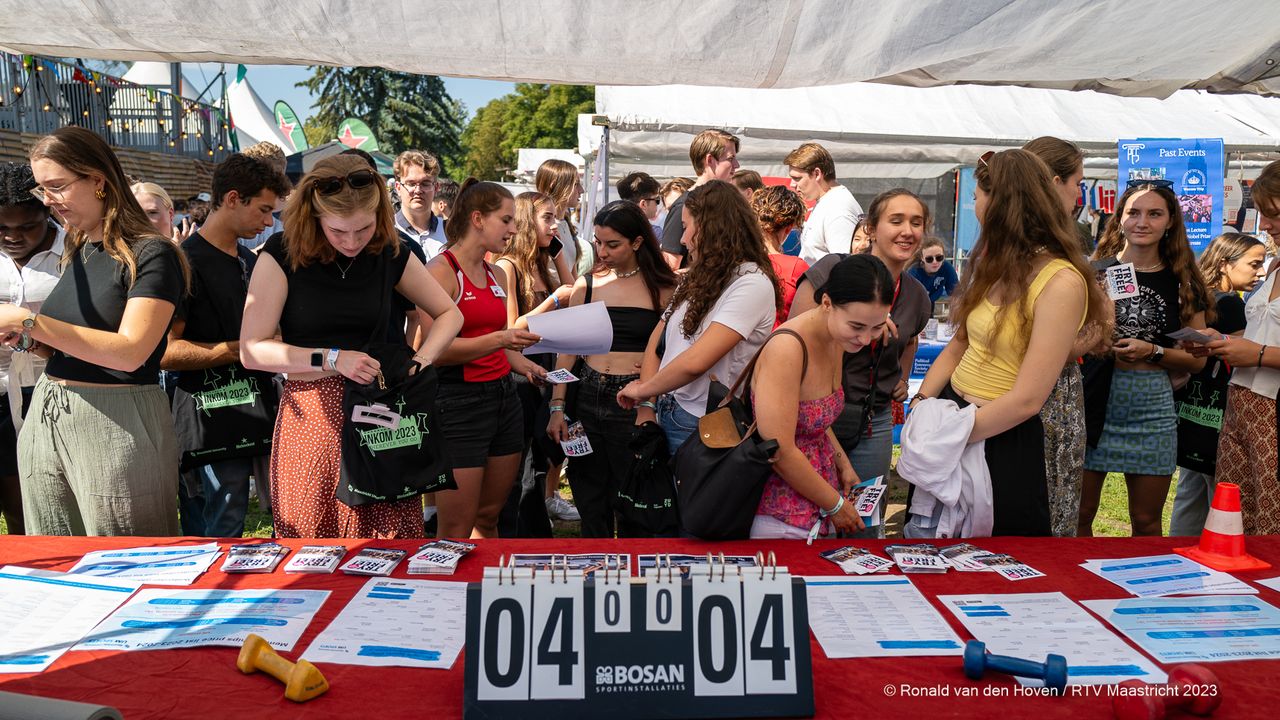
[834,405,893,539]
[196,456,256,537]
[658,395,700,456]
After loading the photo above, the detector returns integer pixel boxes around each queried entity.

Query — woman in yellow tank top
[908,149,1108,537]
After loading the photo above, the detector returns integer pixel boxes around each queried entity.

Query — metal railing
[0,53,230,161]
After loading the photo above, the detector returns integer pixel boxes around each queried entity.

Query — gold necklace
[615,266,640,279]
[335,256,356,279]
[1119,253,1163,272]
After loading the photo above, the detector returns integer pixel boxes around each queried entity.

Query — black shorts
[0,387,35,477]
[436,376,524,468]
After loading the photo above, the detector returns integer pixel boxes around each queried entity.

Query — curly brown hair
[950,149,1108,347]
[667,180,780,338]
[750,185,806,237]
[1093,183,1215,326]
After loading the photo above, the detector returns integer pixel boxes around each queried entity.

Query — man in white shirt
[393,150,448,258]
[660,129,741,270]
[0,162,65,534]
[786,142,863,265]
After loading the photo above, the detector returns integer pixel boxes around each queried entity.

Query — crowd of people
[0,122,1278,543]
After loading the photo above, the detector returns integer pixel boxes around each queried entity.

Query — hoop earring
[95,189,106,200]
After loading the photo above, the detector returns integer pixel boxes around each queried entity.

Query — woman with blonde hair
[0,126,189,535]
[908,149,1108,538]
[1079,181,1213,537]
[535,159,587,278]
[240,154,464,538]
[130,182,192,243]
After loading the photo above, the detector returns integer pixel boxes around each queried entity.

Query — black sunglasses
[313,169,380,196]
[923,254,944,263]
[1125,178,1174,191]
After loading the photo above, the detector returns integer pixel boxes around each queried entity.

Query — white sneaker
[545,495,581,521]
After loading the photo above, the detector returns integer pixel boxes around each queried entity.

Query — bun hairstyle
[814,254,895,307]
[445,178,514,247]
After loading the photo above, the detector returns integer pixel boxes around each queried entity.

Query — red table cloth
[0,534,1275,719]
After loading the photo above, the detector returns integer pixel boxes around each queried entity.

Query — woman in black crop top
[0,127,188,536]
[1079,181,1213,537]
[240,155,463,538]
[546,201,676,537]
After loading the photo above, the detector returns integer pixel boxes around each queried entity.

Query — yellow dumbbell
[236,633,329,702]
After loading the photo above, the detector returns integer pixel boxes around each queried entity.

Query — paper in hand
[544,368,579,384]
[1166,327,1218,345]
[523,302,613,356]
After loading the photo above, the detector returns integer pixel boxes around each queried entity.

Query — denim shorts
[436,376,524,468]
[657,394,700,456]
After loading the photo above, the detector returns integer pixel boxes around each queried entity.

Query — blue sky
[187,63,515,121]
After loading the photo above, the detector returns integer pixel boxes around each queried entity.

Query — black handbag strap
[719,328,809,409]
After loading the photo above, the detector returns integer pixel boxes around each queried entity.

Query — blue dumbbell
[963,640,1068,694]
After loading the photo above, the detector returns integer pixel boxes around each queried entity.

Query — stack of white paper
[1081,554,1258,597]
[0,566,139,672]
[939,592,1166,686]
[803,576,964,658]
[407,540,476,575]
[302,579,467,669]
[69,542,221,585]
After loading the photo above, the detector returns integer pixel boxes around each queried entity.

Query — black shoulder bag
[336,253,457,507]
[672,329,807,540]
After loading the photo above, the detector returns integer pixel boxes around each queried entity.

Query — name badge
[490,284,507,298]
[1105,262,1139,300]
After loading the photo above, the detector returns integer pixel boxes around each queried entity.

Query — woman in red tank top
[425,179,546,539]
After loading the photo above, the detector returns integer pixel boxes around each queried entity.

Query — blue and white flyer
[1083,595,1280,664]
[75,588,329,651]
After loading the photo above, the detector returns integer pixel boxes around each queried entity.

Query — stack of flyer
[340,548,407,576]
[407,540,477,575]
[820,546,894,575]
[1082,554,1258,597]
[884,544,950,573]
[221,543,291,573]
[284,545,347,574]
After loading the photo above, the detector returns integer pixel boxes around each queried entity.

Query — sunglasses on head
[978,150,995,167]
[1125,178,1174,191]
[313,169,379,196]
[923,254,944,263]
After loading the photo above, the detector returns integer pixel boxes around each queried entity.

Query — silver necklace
[615,266,640,279]
[335,256,356,279]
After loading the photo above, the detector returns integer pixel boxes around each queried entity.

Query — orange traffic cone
[1174,482,1271,572]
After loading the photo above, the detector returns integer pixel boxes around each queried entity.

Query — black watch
[310,349,324,369]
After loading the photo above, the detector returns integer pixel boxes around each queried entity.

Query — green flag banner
[273,100,309,152]
[337,117,379,151]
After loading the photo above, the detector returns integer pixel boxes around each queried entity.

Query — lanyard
[861,275,902,439]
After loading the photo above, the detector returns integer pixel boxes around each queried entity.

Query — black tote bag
[672,329,806,540]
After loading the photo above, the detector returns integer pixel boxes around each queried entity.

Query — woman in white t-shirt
[617,180,780,452]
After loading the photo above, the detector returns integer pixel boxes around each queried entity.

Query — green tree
[298,66,466,164]
[302,118,335,149]
[458,83,594,180]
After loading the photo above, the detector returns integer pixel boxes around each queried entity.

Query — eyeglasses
[1125,178,1174,191]
[313,170,380,196]
[923,255,944,263]
[641,196,661,204]
[978,150,995,167]
[30,176,87,203]
[398,179,436,192]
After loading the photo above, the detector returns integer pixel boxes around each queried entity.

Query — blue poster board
[1116,138,1224,253]
[954,167,979,257]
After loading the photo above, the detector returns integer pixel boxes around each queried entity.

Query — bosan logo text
[594,664,686,692]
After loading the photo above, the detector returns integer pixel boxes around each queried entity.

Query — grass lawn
[1,462,1175,539]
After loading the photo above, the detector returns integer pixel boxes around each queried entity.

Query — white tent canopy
[2,0,1278,97]
[584,83,1280,180]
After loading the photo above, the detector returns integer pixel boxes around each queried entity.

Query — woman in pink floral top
[751,255,897,539]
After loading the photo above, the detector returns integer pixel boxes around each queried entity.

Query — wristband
[638,401,657,410]
[1259,345,1268,368]
[325,347,340,371]
[552,294,561,310]
[819,494,844,518]
[549,403,566,413]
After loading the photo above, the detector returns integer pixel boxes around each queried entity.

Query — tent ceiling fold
[2,0,1279,97]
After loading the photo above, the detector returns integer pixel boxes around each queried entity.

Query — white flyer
[68,542,221,585]
[1081,554,1258,597]
[1083,595,1280,664]
[850,476,885,527]
[76,588,329,652]
[1104,262,1139,300]
[559,421,593,457]
[803,576,964,658]
[523,301,613,356]
[302,579,467,669]
[543,368,579,384]
[939,592,1165,687]
[1259,576,1280,593]
[0,566,139,673]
